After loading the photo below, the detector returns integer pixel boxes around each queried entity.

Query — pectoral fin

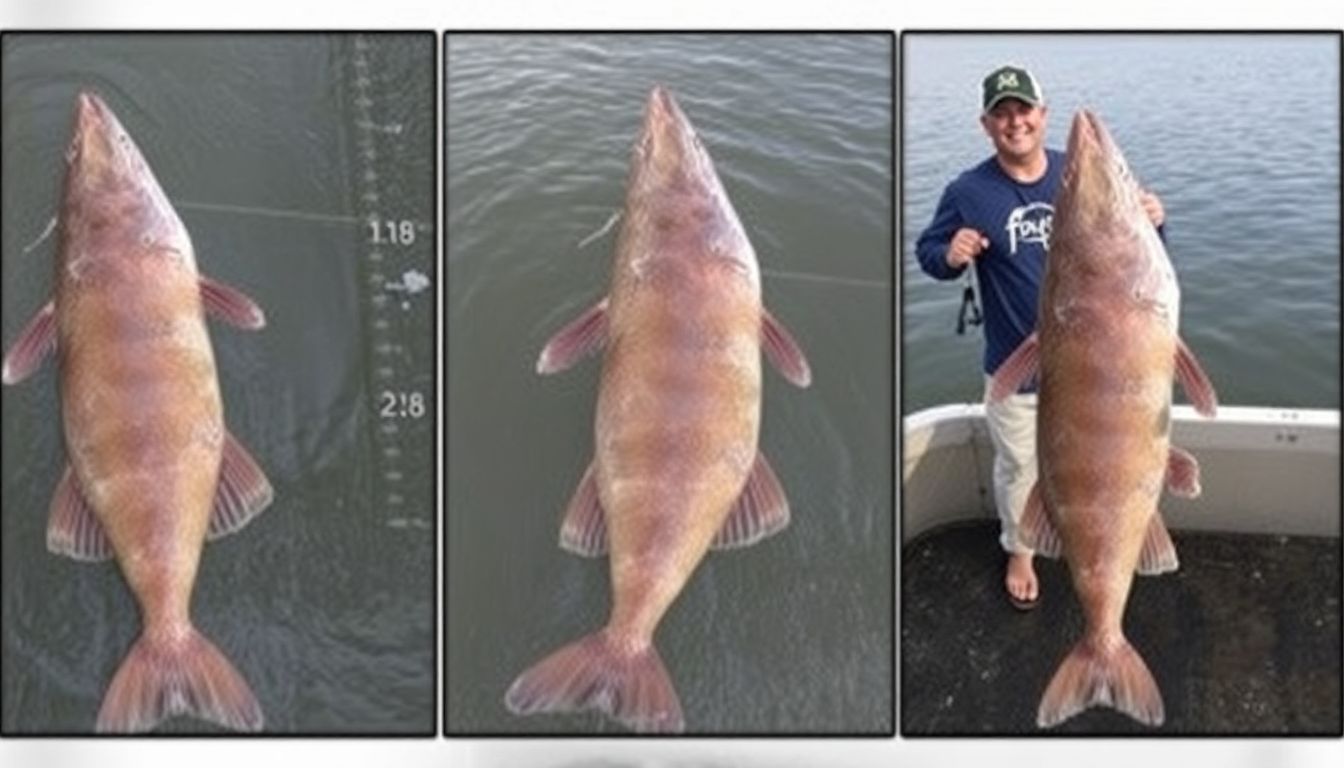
[712,452,791,550]
[762,308,811,387]
[989,332,1039,401]
[1175,337,1218,417]
[537,298,609,375]
[559,461,607,557]
[2,301,56,385]
[207,431,274,539]
[201,276,266,330]
[47,465,113,561]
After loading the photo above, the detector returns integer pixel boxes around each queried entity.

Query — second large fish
[991,109,1219,728]
[504,86,812,732]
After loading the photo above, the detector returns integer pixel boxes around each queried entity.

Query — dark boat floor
[901,520,1342,735]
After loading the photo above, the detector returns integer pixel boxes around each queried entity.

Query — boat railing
[902,404,1340,544]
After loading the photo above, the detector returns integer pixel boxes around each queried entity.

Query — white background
[1,0,1341,766]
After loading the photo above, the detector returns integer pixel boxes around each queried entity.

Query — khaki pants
[984,376,1037,555]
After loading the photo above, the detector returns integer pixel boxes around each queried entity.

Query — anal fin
[208,431,274,539]
[48,465,113,561]
[559,461,607,557]
[1019,481,1062,559]
[1137,513,1179,575]
[712,452,791,550]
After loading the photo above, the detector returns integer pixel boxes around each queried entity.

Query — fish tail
[504,629,684,732]
[1037,636,1164,728]
[96,626,263,733]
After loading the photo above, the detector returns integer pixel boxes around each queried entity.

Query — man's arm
[916,185,974,281]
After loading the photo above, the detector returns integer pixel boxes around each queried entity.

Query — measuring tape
[350,33,433,531]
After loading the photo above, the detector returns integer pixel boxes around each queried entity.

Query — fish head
[63,91,192,268]
[635,86,717,191]
[1053,109,1178,330]
[68,91,154,191]
[626,86,757,279]
[1056,109,1150,247]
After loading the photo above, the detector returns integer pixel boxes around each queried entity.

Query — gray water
[447,33,893,733]
[903,34,1341,413]
[1,33,436,733]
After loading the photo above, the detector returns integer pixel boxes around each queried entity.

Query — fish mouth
[645,85,691,138]
[69,89,141,180]
[74,90,113,139]
[1067,109,1131,172]
[1060,108,1146,243]
[1066,109,1104,160]
[637,85,709,176]
[1064,109,1134,192]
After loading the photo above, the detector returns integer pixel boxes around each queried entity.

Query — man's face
[980,98,1048,162]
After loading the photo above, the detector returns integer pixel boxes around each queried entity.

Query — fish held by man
[990,109,1218,728]
[2,91,272,732]
[504,86,812,733]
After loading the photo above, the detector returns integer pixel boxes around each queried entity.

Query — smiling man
[915,65,1166,611]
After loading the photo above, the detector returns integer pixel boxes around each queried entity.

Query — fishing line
[576,209,622,249]
[175,200,363,226]
[21,201,365,259]
[761,268,888,291]
[22,215,58,254]
[21,201,363,258]
[573,210,882,292]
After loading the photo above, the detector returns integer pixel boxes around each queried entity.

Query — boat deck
[901,521,1341,734]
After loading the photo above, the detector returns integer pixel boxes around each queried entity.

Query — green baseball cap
[982,65,1044,112]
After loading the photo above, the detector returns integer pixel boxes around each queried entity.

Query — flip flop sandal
[1009,591,1039,611]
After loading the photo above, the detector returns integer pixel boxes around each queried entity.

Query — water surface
[447,33,893,734]
[903,34,1340,413]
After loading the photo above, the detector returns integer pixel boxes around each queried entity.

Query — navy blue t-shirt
[917,150,1067,389]
[917,150,1065,384]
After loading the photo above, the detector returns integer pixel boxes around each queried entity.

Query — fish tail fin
[504,629,684,732]
[1037,636,1164,728]
[96,626,263,733]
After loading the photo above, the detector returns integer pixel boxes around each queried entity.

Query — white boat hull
[903,405,1340,543]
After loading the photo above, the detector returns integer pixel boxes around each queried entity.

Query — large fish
[504,86,812,732]
[2,91,272,732]
[990,110,1218,728]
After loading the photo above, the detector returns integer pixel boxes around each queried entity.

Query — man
[915,65,1165,610]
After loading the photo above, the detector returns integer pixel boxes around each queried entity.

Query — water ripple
[447,33,894,733]
[903,34,1339,412]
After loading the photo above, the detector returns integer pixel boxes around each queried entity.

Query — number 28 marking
[379,390,426,419]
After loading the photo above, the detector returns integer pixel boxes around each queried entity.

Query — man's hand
[947,228,989,269]
[1140,189,1165,228]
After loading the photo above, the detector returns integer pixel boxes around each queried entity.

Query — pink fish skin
[991,109,1219,728]
[3,91,273,733]
[506,86,811,733]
